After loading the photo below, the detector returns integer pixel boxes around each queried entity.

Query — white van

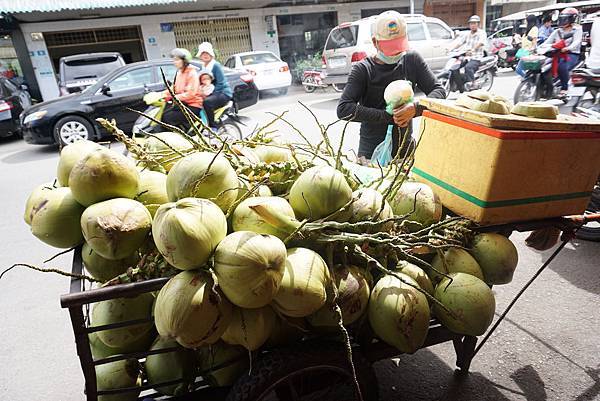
[322,14,455,86]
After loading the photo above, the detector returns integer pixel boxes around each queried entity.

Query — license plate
[568,86,586,96]
[0,110,10,121]
[329,58,346,68]
[263,69,275,76]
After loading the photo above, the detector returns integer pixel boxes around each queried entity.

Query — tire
[481,70,494,92]
[332,83,346,92]
[513,77,538,104]
[302,77,317,93]
[278,87,289,96]
[439,77,451,98]
[576,183,600,242]
[53,115,94,147]
[226,342,378,401]
[572,88,598,113]
[217,120,243,141]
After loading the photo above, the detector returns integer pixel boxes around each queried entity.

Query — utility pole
[410,0,415,14]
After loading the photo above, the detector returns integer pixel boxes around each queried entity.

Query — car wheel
[53,115,93,146]
[278,87,289,96]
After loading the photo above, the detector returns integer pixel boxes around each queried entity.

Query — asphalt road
[0,70,598,401]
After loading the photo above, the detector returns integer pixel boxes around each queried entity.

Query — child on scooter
[199,71,215,98]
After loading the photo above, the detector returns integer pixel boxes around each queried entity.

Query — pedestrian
[515,15,539,77]
[447,15,488,92]
[161,48,202,127]
[336,10,446,165]
[195,42,233,130]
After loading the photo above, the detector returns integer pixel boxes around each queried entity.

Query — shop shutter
[44,26,142,47]
[173,17,252,61]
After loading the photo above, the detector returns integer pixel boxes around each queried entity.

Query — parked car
[22,59,258,146]
[0,77,32,138]
[58,52,126,96]
[322,14,455,86]
[224,51,292,95]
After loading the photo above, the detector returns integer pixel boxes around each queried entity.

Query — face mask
[377,50,403,64]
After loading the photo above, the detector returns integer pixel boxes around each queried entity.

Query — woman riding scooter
[161,48,202,127]
[543,7,582,97]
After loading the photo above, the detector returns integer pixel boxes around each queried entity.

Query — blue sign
[160,23,173,32]
[148,37,156,44]
[36,50,46,56]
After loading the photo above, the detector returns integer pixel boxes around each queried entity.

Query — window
[427,23,452,40]
[156,64,178,83]
[108,67,152,91]
[240,52,280,66]
[407,23,426,41]
[224,58,236,68]
[325,26,359,50]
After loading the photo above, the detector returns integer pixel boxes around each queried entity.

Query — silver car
[322,14,455,85]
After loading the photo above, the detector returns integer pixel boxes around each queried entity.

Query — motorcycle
[132,92,244,143]
[489,39,519,70]
[301,69,344,93]
[436,49,497,97]
[569,67,600,113]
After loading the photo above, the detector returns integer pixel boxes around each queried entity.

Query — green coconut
[166,152,238,212]
[398,262,434,295]
[213,231,287,309]
[307,265,371,329]
[143,131,194,172]
[254,144,292,163]
[388,181,442,228]
[57,139,102,186]
[27,186,85,248]
[155,270,232,349]
[431,248,484,285]
[196,341,248,387]
[289,165,353,220]
[272,247,329,318]
[152,198,227,270]
[136,170,168,217]
[81,198,152,260]
[24,181,60,226]
[82,242,139,282]
[232,196,296,240]
[89,331,155,360]
[368,274,430,353]
[434,273,496,336]
[470,233,519,285]
[339,188,394,230]
[92,293,154,349]
[221,306,276,351]
[145,336,196,396]
[69,147,139,206]
[96,359,141,401]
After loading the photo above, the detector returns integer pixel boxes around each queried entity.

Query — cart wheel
[226,341,378,401]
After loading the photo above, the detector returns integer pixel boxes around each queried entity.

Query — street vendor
[337,10,446,165]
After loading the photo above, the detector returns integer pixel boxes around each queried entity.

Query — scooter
[132,92,244,143]
[436,49,497,97]
[489,39,519,70]
[301,69,344,93]
[569,67,600,112]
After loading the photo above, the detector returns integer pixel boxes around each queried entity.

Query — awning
[0,0,197,14]
[494,0,600,22]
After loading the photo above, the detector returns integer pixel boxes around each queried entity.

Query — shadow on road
[0,135,21,145]
[543,240,600,295]
[1,145,57,164]
[510,365,547,401]
[375,348,517,400]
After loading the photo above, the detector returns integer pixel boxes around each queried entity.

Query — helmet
[170,48,192,64]
[558,7,578,27]
[468,15,481,24]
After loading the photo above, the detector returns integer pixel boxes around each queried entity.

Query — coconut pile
[21,83,519,399]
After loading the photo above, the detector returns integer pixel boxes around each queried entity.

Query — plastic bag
[371,124,394,167]
[515,48,530,59]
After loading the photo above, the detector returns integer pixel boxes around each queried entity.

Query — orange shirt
[163,65,202,108]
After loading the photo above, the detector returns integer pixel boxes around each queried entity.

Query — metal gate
[173,17,252,62]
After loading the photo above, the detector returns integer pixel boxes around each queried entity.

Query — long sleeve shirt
[337,51,445,158]
[546,26,583,54]
[205,61,233,98]
[163,65,202,108]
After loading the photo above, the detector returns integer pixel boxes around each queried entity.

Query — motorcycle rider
[336,11,445,164]
[161,48,202,127]
[196,42,233,130]
[447,15,488,92]
[515,15,539,77]
[538,14,554,45]
[543,7,582,97]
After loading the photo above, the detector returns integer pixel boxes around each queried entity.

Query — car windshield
[240,53,280,65]
[325,25,359,50]
[62,56,123,82]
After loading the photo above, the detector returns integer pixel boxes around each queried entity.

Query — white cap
[196,42,215,58]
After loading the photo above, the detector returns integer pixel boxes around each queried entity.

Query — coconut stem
[0,263,99,282]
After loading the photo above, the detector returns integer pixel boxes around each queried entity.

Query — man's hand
[393,103,416,127]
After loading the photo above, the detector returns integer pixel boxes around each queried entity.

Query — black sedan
[21,59,258,146]
[0,77,32,138]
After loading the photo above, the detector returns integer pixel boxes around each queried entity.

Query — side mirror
[101,83,111,95]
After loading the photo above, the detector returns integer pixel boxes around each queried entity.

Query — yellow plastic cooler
[413,110,600,224]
